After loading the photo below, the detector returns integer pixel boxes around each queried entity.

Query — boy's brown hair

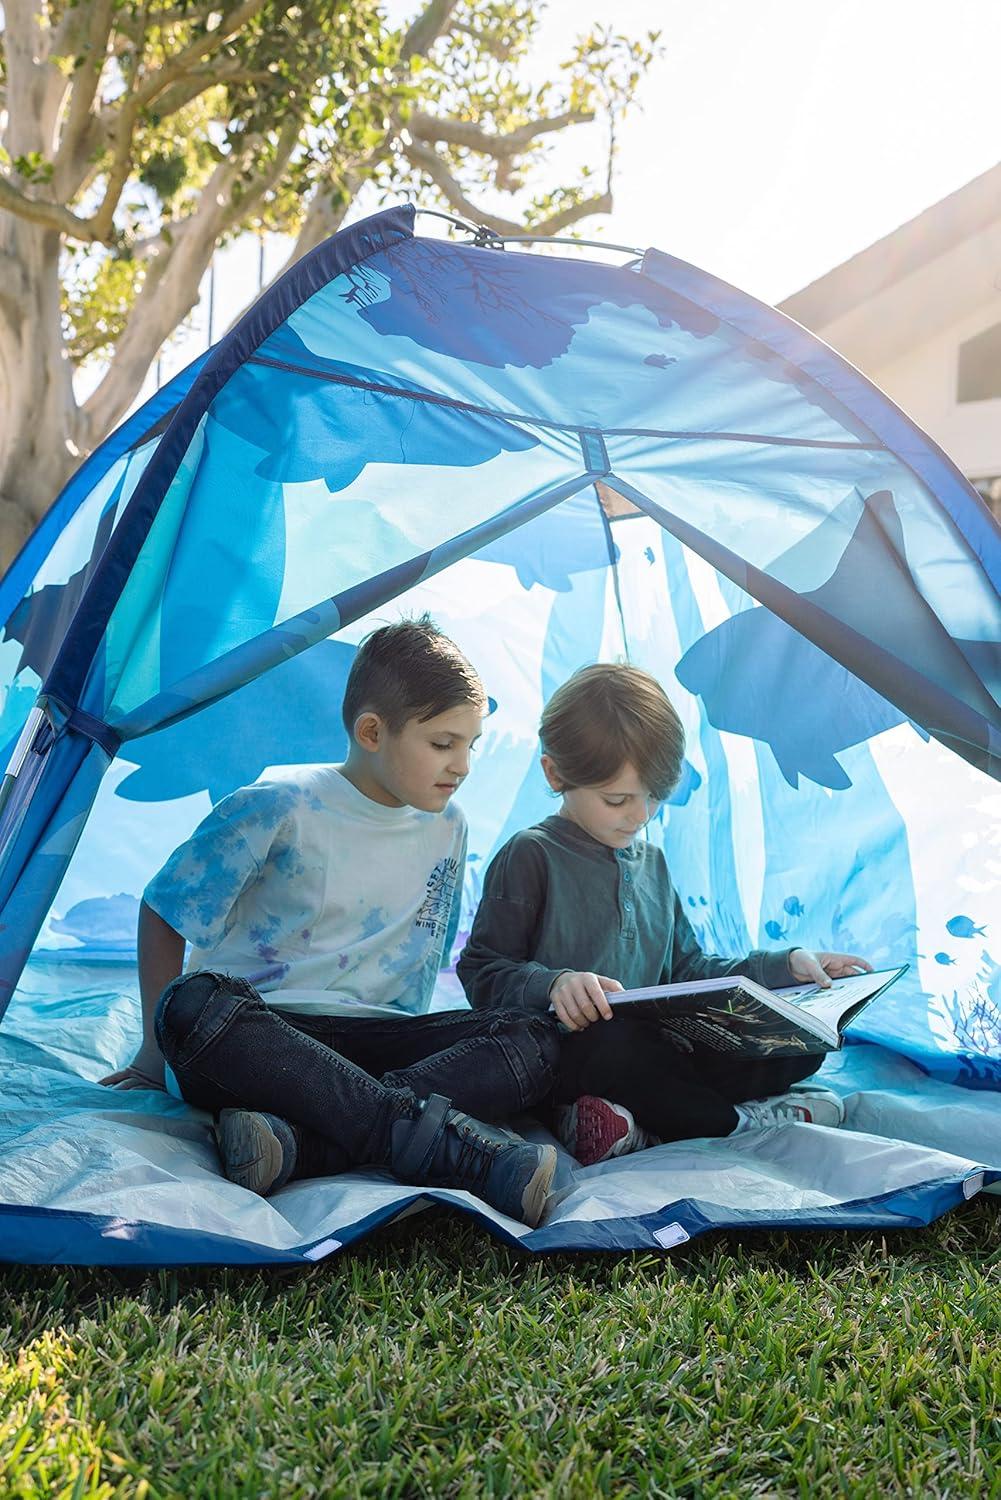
[539,663,685,801]
[341,614,486,735]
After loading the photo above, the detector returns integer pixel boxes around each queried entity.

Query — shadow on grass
[2,1193,998,1326]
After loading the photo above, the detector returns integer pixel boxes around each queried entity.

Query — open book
[601,965,908,1058]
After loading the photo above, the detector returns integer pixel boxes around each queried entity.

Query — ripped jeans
[155,971,561,1180]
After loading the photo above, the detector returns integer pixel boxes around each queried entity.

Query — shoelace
[758,1102,810,1124]
[450,1131,499,1194]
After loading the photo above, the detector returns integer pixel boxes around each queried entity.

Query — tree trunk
[0,216,80,571]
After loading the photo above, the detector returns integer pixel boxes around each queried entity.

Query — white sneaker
[734,1086,845,1132]
[553,1095,656,1166]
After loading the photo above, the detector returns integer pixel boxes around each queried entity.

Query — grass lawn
[2,1197,1000,1499]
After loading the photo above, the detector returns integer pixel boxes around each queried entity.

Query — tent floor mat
[1,978,998,1267]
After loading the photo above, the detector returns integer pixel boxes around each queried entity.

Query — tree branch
[403,139,612,236]
[52,0,116,197]
[400,0,461,60]
[75,57,264,211]
[130,0,274,113]
[0,172,105,240]
[114,3,223,39]
[408,108,594,158]
[527,192,613,237]
[78,203,232,445]
[402,140,524,233]
[284,184,357,264]
[4,0,46,75]
[3,0,67,159]
[80,117,300,442]
[89,125,139,242]
[83,0,274,239]
[269,158,376,279]
[150,63,275,121]
[50,0,108,64]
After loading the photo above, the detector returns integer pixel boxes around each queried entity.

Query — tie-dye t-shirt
[143,764,467,1017]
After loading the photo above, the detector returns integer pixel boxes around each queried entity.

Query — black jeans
[155,971,561,1179]
[556,1015,821,1141]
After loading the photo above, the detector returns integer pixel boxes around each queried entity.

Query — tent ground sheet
[1,960,998,1267]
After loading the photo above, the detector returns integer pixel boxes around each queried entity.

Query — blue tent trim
[0,353,209,637]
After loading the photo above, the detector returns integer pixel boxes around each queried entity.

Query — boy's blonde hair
[540,664,685,801]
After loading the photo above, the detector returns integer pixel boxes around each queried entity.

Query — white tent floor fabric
[1,960,997,1266]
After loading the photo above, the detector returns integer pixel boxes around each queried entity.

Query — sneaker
[735,1086,846,1132]
[553,1095,655,1167]
[215,1108,298,1195]
[390,1094,557,1228]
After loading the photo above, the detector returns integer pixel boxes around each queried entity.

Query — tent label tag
[303,1237,343,1260]
[653,1221,690,1248]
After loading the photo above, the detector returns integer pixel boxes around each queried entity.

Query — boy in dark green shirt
[458,664,872,1166]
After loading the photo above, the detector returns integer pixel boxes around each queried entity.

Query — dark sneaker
[390,1095,557,1228]
[215,1109,298,1195]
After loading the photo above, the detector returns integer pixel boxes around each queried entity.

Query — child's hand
[789,949,873,990]
[549,971,622,1030]
[99,1047,166,1091]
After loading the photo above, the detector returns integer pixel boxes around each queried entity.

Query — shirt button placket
[621,853,634,939]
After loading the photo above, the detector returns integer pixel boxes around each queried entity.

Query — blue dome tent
[0,203,998,1265]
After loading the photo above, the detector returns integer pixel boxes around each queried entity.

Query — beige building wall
[779,169,1001,520]
[870,309,1001,487]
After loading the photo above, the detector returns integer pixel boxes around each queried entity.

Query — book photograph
[604,967,909,1058]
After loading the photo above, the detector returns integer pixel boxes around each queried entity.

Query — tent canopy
[0,205,999,1266]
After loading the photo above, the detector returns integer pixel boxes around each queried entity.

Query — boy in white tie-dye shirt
[101,618,560,1229]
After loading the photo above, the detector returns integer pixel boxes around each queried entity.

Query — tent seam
[246,353,889,452]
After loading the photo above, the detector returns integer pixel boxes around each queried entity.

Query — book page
[613,976,747,1002]
[782,967,908,1035]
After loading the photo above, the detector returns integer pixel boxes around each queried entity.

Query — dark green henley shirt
[457,814,798,1012]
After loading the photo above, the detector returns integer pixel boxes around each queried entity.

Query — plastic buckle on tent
[470,224,505,251]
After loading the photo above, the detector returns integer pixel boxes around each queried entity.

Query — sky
[525,0,1001,303]
[133,0,1001,395]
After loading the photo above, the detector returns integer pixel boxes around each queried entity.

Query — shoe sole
[520,1143,558,1229]
[802,1108,846,1128]
[215,1109,283,1195]
[575,1095,632,1167]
